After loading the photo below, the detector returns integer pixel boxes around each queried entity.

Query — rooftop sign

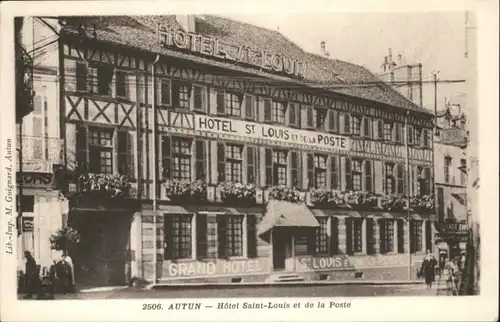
[157,25,308,79]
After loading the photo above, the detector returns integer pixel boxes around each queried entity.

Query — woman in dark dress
[23,251,39,299]
[420,250,438,289]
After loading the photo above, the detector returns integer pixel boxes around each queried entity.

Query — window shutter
[195,140,206,180]
[288,103,297,126]
[364,160,372,192]
[265,148,273,186]
[217,216,227,259]
[290,151,300,188]
[346,218,353,255]
[246,146,256,184]
[76,62,87,91]
[372,118,379,139]
[206,216,218,259]
[379,220,386,254]
[247,214,258,258]
[345,158,352,190]
[161,135,171,179]
[344,113,351,134]
[244,94,254,120]
[117,130,128,176]
[364,117,372,138]
[164,215,174,260]
[87,66,98,93]
[307,229,316,255]
[127,132,135,178]
[217,143,225,183]
[216,91,225,115]
[76,124,87,173]
[396,164,404,195]
[307,153,314,188]
[408,125,414,145]
[264,99,272,122]
[424,167,432,195]
[306,106,314,128]
[196,214,208,259]
[330,156,339,190]
[330,217,339,254]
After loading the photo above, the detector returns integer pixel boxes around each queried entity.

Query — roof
[257,200,319,236]
[60,15,431,114]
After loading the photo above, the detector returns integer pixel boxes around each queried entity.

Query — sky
[223,12,471,112]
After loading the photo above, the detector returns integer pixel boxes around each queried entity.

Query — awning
[382,212,394,219]
[257,200,319,236]
[411,213,423,220]
[311,209,361,217]
[452,193,467,205]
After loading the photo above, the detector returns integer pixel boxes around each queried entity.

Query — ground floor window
[315,217,328,254]
[397,219,405,253]
[218,215,244,257]
[410,220,423,253]
[164,214,193,259]
[380,219,395,253]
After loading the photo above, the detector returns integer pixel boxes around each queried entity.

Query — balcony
[16,136,64,172]
[438,128,468,148]
[16,45,34,123]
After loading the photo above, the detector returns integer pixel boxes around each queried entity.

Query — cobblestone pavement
[18,283,441,300]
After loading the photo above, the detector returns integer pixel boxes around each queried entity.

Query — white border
[1,0,498,321]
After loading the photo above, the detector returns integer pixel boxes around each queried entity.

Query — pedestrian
[61,252,75,293]
[420,250,437,289]
[23,251,39,299]
[55,257,68,294]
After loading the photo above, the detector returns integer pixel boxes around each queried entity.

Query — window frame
[171,80,192,110]
[315,216,329,255]
[271,100,286,124]
[88,127,114,174]
[171,137,193,181]
[352,218,363,254]
[351,159,363,191]
[225,143,244,183]
[165,214,193,260]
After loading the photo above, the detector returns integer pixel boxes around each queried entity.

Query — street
[20,283,445,300]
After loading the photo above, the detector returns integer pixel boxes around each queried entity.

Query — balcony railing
[439,128,468,147]
[17,135,64,165]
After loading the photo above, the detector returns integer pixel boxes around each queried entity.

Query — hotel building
[22,15,437,286]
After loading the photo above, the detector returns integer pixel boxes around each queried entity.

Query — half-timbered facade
[56,15,436,286]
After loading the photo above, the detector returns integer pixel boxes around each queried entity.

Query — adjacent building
[21,15,436,287]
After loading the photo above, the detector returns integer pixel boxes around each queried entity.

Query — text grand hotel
[28,15,437,285]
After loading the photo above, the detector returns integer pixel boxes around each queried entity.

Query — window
[351,115,362,136]
[308,154,327,188]
[328,109,339,133]
[343,113,351,134]
[363,117,371,138]
[444,156,452,184]
[89,127,113,174]
[417,167,432,195]
[396,164,405,195]
[415,166,423,196]
[76,62,87,91]
[422,129,431,148]
[172,81,191,109]
[414,127,422,146]
[164,215,192,259]
[115,70,128,99]
[195,140,206,180]
[460,159,467,186]
[364,160,373,192]
[171,138,192,180]
[290,151,300,188]
[384,122,393,141]
[271,100,286,124]
[351,159,362,191]
[408,125,414,145]
[410,220,423,253]
[96,65,113,96]
[394,123,403,143]
[374,119,384,139]
[160,79,171,106]
[272,150,287,186]
[380,220,394,253]
[397,220,405,253]
[193,85,206,112]
[117,130,134,177]
[197,215,218,259]
[437,187,445,222]
[218,144,243,183]
[384,163,395,194]
[244,95,255,120]
[246,146,257,184]
[16,195,34,213]
[218,215,243,257]
[288,103,299,127]
[330,156,340,190]
[225,92,241,117]
[316,217,328,254]
[352,219,363,253]
[315,108,327,131]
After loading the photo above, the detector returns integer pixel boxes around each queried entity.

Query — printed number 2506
[143,304,162,310]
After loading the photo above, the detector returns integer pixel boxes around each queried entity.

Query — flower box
[77,173,130,198]
[164,179,207,203]
[410,195,435,213]
[380,194,408,212]
[268,186,302,203]
[309,188,344,208]
[345,191,380,210]
[218,182,256,206]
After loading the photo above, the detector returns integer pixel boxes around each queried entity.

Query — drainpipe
[152,54,160,285]
[404,110,411,280]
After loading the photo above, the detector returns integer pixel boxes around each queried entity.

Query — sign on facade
[196,115,350,151]
[164,258,270,278]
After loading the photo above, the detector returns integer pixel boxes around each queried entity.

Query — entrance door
[272,229,292,271]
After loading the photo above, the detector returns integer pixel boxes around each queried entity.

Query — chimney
[397,53,402,66]
[388,48,393,65]
[320,41,326,53]
[176,15,196,33]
